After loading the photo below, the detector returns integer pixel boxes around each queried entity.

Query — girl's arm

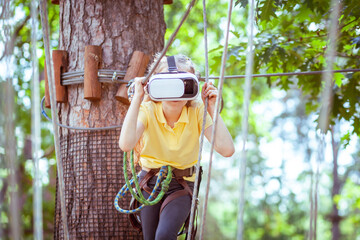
[202,82,235,157]
[119,78,146,152]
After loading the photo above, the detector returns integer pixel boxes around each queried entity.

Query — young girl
[119,54,234,240]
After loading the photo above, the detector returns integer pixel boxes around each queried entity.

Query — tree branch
[0,14,31,61]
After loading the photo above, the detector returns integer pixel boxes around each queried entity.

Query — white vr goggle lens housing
[147,72,199,101]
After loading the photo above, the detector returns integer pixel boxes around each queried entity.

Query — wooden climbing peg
[115,51,150,104]
[52,50,68,103]
[163,0,173,4]
[51,0,59,4]
[84,45,102,101]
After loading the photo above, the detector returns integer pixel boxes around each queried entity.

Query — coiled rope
[114,151,172,214]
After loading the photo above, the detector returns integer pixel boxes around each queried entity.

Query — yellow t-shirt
[138,101,213,181]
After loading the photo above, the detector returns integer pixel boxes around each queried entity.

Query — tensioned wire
[59,68,360,85]
[31,0,43,239]
[39,0,70,239]
[199,0,234,239]
[41,96,124,131]
[186,0,210,238]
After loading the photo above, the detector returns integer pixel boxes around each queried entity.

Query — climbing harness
[114,150,201,238]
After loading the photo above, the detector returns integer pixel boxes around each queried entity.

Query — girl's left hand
[201,82,218,114]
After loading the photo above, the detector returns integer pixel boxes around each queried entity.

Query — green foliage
[232,0,360,138]
[334,177,360,237]
[2,0,359,239]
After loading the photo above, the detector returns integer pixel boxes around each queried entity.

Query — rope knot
[161,181,169,192]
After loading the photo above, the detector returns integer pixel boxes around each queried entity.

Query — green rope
[123,151,172,206]
[114,166,168,214]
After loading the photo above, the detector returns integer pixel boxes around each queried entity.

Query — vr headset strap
[167,56,178,72]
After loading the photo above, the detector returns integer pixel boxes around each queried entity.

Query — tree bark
[55,0,166,238]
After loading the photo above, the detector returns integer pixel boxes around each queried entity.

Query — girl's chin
[164,100,187,106]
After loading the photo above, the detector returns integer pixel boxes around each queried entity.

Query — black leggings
[139,170,194,240]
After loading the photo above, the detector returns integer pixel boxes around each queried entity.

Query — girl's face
[157,62,193,109]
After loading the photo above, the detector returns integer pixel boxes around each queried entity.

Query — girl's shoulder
[188,99,204,112]
[188,99,203,108]
[141,101,160,112]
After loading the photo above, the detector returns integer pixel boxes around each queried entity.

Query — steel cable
[236,0,255,239]
[311,0,341,239]
[60,69,360,86]
[31,0,43,239]
[186,0,210,238]
[39,0,70,238]
[199,0,234,238]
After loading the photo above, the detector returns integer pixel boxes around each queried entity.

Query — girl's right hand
[133,77,146,99]
[128,77,146,102]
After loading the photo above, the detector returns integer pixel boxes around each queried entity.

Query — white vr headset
[146,56,199,101]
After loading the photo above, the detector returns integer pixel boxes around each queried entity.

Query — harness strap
[129,198,142,232]
[159,177,193,214]
[160,189,189,214]
[139,169,159,195]
[172,166,195,178]
[167,56,178,72]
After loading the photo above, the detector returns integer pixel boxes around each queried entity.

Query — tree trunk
[330,126,341,240]
[55,0,165,238]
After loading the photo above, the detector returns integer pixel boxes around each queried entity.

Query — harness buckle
[189,166,195,176]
